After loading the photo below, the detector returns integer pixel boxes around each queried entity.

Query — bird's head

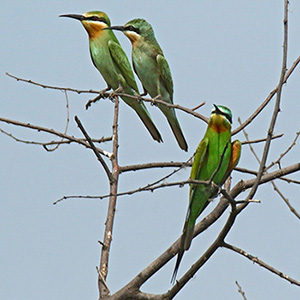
[105,19,154,45]
[60,11,111,39]
[209,104,232,132]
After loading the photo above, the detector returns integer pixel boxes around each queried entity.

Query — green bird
[60,11,162,143]
[106,19,188,151]
[171,104,241,282]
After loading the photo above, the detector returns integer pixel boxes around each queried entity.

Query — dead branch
[222,242,300,286]
[235,281,247,300]
[0,116,113,158]
[99,96,120,298]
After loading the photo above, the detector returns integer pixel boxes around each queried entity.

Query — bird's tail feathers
[182,216,195,251]
[136,107,163,143]
[171,218,195,283]
[167,118,188,151]
[171,246,184,284]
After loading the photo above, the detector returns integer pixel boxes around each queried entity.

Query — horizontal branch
[119,161,190,173]
[230,163,300,199]
[241,133,283,145]
[6,72,208,123]
[116,92,208,123]
[6,72,100,94]
[0,127,111,146]
[55,162,300,204]
[0,116,113,158]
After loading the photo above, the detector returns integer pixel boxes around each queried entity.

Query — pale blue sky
[1,1,300,299]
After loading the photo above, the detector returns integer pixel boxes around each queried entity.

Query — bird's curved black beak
[59,14,85,21]
[104,25,125,31]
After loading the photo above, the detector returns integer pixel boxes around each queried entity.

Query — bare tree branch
[241,0,289,211]
[267,131,300,170]
[239,117,300,220]
[99,96,120,298]
[232,55,300,136]
[75,116,113,183]
[0,116,113,158]
[43,90,70,151]
[6,72,100,95]
[222,242,300,286]
[235,281,247,300]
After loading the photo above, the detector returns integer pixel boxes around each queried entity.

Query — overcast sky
[1,1,300,299]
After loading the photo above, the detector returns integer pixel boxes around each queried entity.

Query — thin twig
[232,56,300,136]
[44,90,70,151]
[6,72,100,94]
[223,242,300,286]
[75,116,113,183]
[235,281,247,300]
[0,116,113,158]
[266,131,300,170]
[191,102,206,111]
[241,133,283,145]
[271,183,300,219]
[119,161,190,173]
[0,128,111,146]
[238,118,300,219]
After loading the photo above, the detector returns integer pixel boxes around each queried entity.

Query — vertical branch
[243,0,288,205]
[99,96,120,299]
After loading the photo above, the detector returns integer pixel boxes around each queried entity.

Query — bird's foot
[108,84,123,100]
[99,86,112,98]
[151,94,161,106]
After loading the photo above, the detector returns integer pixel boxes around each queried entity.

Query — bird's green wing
[156,54,174,100]
[190,137,209,198]
[190,137,209,180]
[108,40,139,93]
[179,136,209,253]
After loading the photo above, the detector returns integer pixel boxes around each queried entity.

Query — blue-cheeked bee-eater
[106,19,188,151]
[171,104,241,282]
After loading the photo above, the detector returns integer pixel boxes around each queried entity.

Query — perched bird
[60,11,162,143]
[171,104,241,282]
[106,19,188,151]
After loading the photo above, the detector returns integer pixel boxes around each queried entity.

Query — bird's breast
[209,115,231,133]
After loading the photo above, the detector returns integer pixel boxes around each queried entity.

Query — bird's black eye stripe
[125,25,140,34]
[86,16,108,24]
[212,109,232,123]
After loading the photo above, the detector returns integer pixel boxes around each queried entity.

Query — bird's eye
[126,25,140,34]
[88,16,99,21]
